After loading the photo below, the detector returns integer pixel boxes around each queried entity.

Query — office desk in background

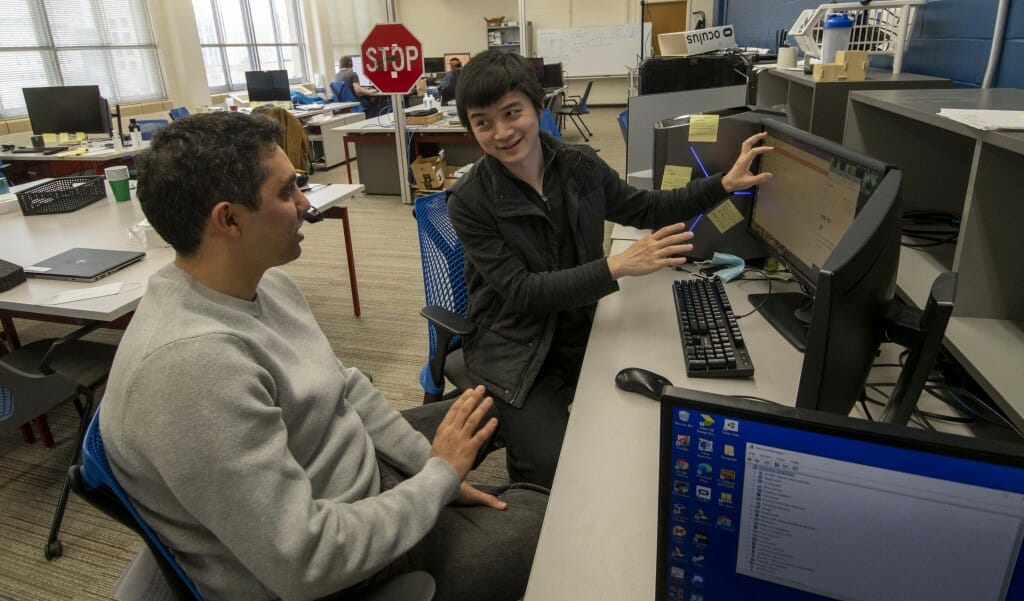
[524,238,980,600]
[0,181,365,346]
[0,145,139,183]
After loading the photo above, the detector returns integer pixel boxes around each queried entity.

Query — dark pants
[345,400,549,601]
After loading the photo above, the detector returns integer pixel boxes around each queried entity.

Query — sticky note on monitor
[706,199,744,233]
[75,132,86,142]
[43,133,58,144]
[661,165,692,190]
[688,114,720,143]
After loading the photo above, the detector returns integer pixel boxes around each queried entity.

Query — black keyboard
[672,278,755,378]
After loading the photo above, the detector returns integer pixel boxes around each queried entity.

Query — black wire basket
[16,175,106,216]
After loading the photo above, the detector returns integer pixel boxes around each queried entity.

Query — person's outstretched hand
[722,132,774,193]
[429,386,497,481]
[608,222,695,279]
[456,482,507,510]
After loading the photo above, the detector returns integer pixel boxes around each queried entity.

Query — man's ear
[209,201,244,239]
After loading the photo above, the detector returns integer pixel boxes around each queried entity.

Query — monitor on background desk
[22,85,112,137]
[348,55,373,86]
[657,388,1024,601]
[424,56,446,75]
[542,63,564,89]
[245,70,290,102]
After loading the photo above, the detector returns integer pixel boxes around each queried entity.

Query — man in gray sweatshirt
[99,111,546,601]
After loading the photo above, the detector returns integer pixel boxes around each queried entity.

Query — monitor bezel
[22,85,112,136]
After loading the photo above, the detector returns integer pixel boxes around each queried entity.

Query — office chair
[70,410,437,601]
[0,320,117,559]
[135,119,169,141]
[555,81,594,142]
[413,191,477,404]
[330,80,365,113]
[540,98,562,140]
[255,106,312,174]
[168,107,190,121]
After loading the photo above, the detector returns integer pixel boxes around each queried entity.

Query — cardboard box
[411,153,448,190]
[659,25,737,57]
[406,111,443,125]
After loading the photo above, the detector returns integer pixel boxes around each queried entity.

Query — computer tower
[639,53,755,102]
[652,106,785,261]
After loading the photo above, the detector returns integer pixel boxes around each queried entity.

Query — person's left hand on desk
[607,222,695,279]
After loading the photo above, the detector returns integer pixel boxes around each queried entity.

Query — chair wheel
[45,539,64,560]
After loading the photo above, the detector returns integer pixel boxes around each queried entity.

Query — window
[0,0,165,120]
[327,0,386,69]
[193,0,308,93]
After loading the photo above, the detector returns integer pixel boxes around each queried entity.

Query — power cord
[900,210,960,248]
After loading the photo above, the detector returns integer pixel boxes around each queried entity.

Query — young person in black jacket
[447,49,773,487]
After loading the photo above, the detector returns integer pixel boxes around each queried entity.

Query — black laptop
[24,248,145,282]
[657,387,1024,601]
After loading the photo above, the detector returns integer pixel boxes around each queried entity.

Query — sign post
[361,24,424,205]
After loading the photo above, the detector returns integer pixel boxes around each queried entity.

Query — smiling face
[236,146,310,270]
[466,90,543,176]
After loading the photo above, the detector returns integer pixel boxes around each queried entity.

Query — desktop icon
[696,485,712,501]
[716,515,733,528]
[672,546,686,559]
[674,481,690,496]
[690,593,705,601]
[677,409,691,423]
[675,458,690,472]
[676,434,692,449]
[700,414,715,428]
[723,444,735,457]
[673,525,688,538]
[723,418,739,433]
[694,508,709,522]
[720,468,736,481]
[698,438,713,453]
[719,492,733,505]
[692,553,705,566]
[693,531,709,545]
[691,574,705,587]
[671,566,686,580]
[673,503,686,515]
[697,462,713,476]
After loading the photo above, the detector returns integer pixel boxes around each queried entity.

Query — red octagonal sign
[360,23,423,95]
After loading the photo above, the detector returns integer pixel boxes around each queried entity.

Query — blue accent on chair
[136,119,169,141]
[330,80,364,113]
[540,108,562,140]
[414,191,474,403]
[73,413,206,600]
[617,110,628,143]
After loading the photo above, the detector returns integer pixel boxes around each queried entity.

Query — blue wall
[719,0,1022,88]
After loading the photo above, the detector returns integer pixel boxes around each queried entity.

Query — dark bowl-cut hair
[135,112,282,256]
[455,49,544,128]
[339,56,353,69]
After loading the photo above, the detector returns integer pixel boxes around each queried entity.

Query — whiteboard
[536,24,651,78]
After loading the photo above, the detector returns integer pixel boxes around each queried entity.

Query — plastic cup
[821,13,855,64]
[104,166,132,202]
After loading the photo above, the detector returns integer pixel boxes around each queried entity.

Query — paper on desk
[937,109,1024,131]
[44,282,125,305]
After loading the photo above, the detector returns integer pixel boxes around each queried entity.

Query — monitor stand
[747,292,811,352]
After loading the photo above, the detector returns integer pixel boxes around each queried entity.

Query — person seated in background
[447,49,774,489]
[99,111,547,601]
[437,57,463,104]
[334,56,388,113]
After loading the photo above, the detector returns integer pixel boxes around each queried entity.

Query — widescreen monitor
[22,85,111,136]
[424,56,446,74]
[657,388,1024,601]
[245,70,290,102]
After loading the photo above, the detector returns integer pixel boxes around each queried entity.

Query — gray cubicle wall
[626,86,747,190]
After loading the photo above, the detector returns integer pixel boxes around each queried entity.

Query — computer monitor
[349,55,372,86]
[526,57,545,81]
[22,85,112,136]
[424,56,446,74]
[443,52,470,71]
[657,387,1024,601]
[542,63,564,88]
[245,70,290,102]
[746,120,888,346]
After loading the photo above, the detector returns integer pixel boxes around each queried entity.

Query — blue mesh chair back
[330,80,365,113]
[77,414,205,600]
[414,192,468,397]
[540,108,561,139]
[617,110,628,143]
[169,107,190,121]
[136,119,169,141]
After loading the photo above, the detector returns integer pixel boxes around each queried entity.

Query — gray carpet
[0,106,626,600]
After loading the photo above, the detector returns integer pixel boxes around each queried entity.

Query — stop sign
[360,24,423,95]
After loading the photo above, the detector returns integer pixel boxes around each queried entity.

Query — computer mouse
[615,367,673,401]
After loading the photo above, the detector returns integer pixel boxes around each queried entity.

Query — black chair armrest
[39,321,104,375]
[420,306,475,338]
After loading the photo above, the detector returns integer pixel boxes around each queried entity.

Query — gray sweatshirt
[100,264,460,600]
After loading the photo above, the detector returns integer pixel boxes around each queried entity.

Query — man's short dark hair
[136,112,282,256]
[455,49,544,128]
[339,56,353,69]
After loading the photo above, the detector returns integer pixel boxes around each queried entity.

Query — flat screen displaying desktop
[348,56,372,86]
[22,85,111,136]
[245,70,290,102]
[657,388,1024,601]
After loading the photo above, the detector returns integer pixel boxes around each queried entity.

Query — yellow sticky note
[58,132,70,143]
[660,165,692,190]
[706,199,744,233]
[688,114,720,143]
[75,132,86,141]
[43,133,58,144]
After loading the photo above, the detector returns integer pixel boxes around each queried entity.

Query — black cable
[734,268,773,319]
[731,395,781,405]
[900,210,960,247]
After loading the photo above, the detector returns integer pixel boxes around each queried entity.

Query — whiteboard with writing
[536,24,650,77]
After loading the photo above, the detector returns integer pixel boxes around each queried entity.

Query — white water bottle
[129,119,142,148]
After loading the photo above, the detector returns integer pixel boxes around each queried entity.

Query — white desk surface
[0,145,138,163]
[0,181,362,322]
[289,101,360,119]
[333,106,467,135]
[524,239,979,600]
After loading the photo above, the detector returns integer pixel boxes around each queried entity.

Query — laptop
[24,248,145,282]
[657,387,1024,601]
